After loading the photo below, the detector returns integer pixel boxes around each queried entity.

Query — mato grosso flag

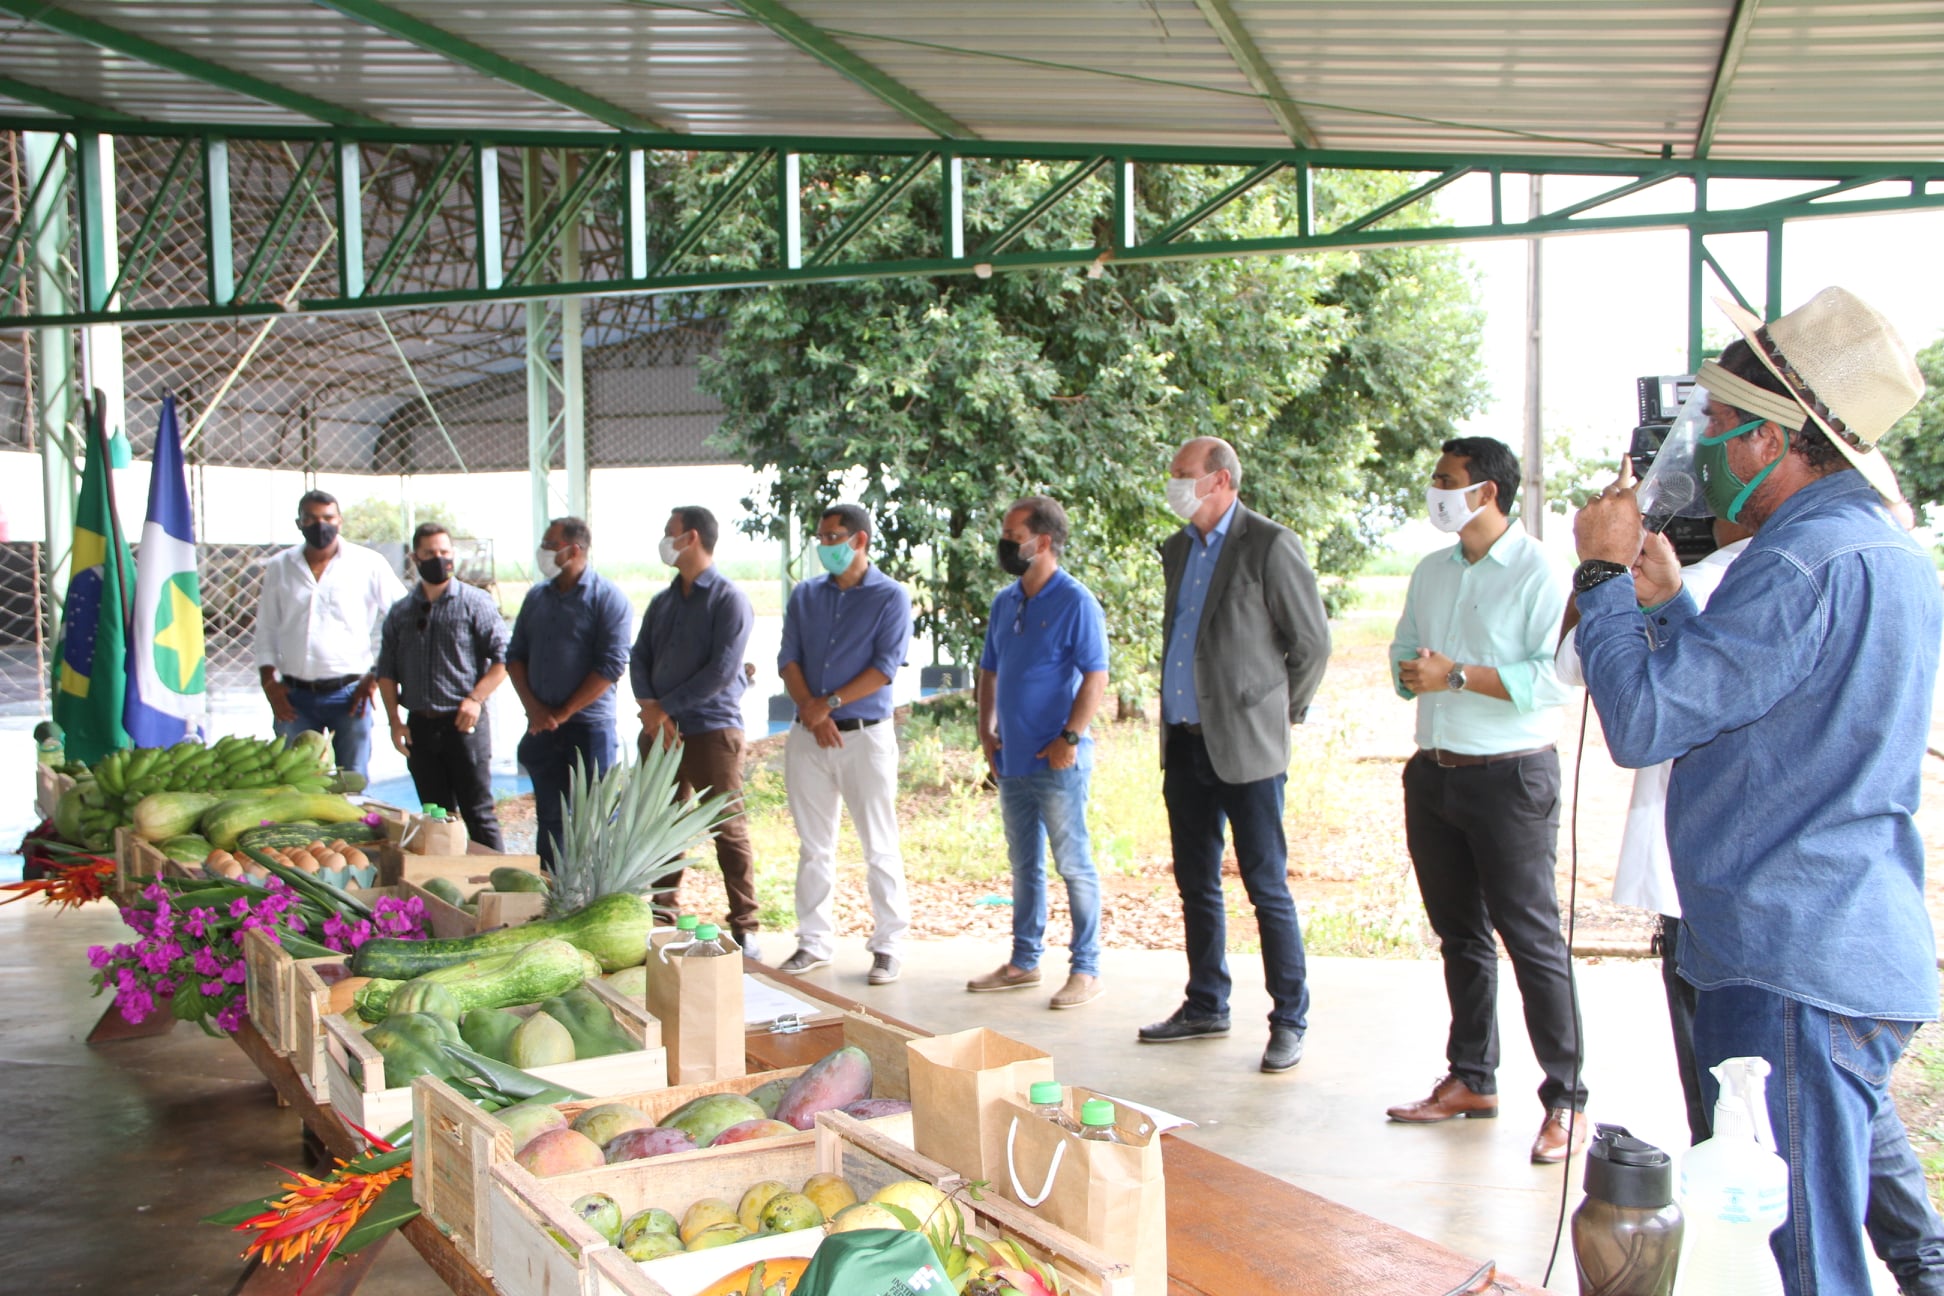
[52,401,133,764]
[124,396,205,745]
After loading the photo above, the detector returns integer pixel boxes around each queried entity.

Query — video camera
[1629,374,1718,564]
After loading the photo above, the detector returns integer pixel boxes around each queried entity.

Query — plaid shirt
[376,579,509,714]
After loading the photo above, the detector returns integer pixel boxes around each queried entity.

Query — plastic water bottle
[679,922,734,957]
[1572,1125,1683,1296]
[1030,1081,1080,1132]
[1077,1099,1124,1143]
[1671,1060,1788,1296]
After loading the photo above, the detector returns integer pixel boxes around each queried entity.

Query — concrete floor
[1,902,1905,1295]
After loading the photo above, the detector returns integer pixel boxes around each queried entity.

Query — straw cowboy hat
[1696,287,1925,507]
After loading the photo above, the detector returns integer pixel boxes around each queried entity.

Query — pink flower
[214,1002,246,1033]
[228,897,252,920]
[220,960,248,985]
[119,986,155,1022]
[192,947,222,977]
[86,945,113,970]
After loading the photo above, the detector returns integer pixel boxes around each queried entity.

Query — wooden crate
[412,1010,913,1272]
[113,827,165,899]
[477,889,548,930]
[323,978,667,1143]
[34,764,73,821]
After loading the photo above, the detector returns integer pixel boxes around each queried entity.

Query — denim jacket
[1578,471,1941,1021]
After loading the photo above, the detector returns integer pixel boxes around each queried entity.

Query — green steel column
[1764,221,1784,322]
[1687,224,1707,373]
[25,132,76,661]
[559,152,587,522]
[204,137,234,305]
[524,149,555,555]
[77,133,125,454]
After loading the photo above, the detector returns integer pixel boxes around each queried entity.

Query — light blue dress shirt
[1161,500,1238,725]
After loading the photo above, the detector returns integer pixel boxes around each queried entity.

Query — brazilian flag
[52,402,134,765]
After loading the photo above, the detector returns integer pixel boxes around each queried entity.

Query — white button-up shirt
[253,541,407,679]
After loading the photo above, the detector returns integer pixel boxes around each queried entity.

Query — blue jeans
[1162,727,1309,1031]
[1694,983,1944,1296]
[997,765,1101,978]
[274,681,373,776]
[517,720,616,870]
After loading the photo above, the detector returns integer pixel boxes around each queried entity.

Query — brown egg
[210,859,244,880]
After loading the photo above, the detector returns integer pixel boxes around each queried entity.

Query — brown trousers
[640,726,758,932]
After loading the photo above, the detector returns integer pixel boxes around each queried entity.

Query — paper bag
[998,1092,1167,1295]
[906,1028,1055,1183]
[646,929,745,1084]
[406,815,470,855]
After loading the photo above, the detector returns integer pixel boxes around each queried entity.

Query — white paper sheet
[742,974,838,1027]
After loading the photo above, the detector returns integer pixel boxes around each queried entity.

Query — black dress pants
[1402,749,1585,1112]
[406,709,504,851]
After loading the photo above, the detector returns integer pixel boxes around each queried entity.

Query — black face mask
[417,555,455,584]
[996,538,1032,577]
[300,521,338,550]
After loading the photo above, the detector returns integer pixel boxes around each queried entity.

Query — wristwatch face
[826,693,843,710]
[1445,666,1466,693]
[1062,729,1080,746]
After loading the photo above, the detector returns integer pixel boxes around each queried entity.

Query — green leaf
[329,1176,419,1256]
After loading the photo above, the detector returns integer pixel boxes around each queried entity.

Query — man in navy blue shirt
[969,496,1109,1010]
[774,504,914,986]
[631,506,759,950]
[507,516,632,871]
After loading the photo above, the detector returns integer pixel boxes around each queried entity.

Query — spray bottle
[1670,1057,1788,1296]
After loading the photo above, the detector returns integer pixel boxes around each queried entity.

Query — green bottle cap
[1029,1081,1063,1106]
[695,923,721,940]
[421,803,447,819]
[1079,1099,1117,1128]
[676,914,700,931]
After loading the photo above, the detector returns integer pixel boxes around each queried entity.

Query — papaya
[508,1011,576,1068]
[421,876,468,908]
[459,1007,524,1062]
[772,1046,873,1130]
[490,866,548,893]
[538,986,638,1059]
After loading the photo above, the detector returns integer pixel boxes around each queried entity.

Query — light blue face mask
[816,538,855,575]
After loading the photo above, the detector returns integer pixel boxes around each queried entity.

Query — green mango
[539,986,639,1060]
[460,1007,525,1063]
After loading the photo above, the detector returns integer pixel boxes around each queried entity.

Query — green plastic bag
[794,1229,949,1296]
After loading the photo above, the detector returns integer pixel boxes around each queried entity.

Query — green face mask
[1695,416,1786,523]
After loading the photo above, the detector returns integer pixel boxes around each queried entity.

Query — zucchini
[237,821,384,853]
[349,892,652,978]
[203,792,366,850]
[352,938,591,1021]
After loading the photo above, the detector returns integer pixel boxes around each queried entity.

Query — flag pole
[89,390,138,632]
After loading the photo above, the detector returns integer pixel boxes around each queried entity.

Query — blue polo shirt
[506,567,632,727]
[777,564,911,723]
[978,568,1109,777]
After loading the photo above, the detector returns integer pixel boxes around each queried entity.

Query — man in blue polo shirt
[775,504,914,985]
[969,496,1109,1009]
[507,516,632,871]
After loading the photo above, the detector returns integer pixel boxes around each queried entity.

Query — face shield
[1634,386,1717,532]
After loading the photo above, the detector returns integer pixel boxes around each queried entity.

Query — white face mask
[535,545,562,580]
[1165,472,1214,520]
[1425,482,1489,533]
[658,533,685,567]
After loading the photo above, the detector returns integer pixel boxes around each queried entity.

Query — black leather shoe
[1137,1006,1231,1043]
[1261,1026,1305,1072]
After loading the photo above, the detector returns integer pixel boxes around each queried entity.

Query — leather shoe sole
[1260,1030,1305,1072]
[967,965,1041,993]
[1138,1017,1231,1043]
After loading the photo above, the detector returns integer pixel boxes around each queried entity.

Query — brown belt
[1419,744,1554,769]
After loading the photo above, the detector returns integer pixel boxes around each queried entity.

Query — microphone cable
[1540,685,1593,1288]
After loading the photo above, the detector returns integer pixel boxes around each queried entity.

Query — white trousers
[784,720,910,958]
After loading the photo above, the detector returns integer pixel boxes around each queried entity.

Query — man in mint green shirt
[1384,437,1585,1166]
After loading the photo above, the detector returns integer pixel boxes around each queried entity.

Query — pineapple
[959,1236,1065,1296]
[544,740,737,916]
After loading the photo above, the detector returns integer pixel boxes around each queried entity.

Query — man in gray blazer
[1143,436,1331,1071]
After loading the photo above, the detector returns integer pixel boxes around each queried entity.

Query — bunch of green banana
[59,732,345,848]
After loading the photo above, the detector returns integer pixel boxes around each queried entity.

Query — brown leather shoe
[1531,1108,1592,1164]
[1386,1074,1499,1123]
[966,963,1041,993]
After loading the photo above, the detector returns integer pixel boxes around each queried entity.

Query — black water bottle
[1572,1124,1684,1296]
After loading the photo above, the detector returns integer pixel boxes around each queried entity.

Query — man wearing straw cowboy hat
[1574,287,1943,1295]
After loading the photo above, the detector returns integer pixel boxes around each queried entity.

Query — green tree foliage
[340,498,460,545]
[684,157,1487,696]
[1881,337,1944,520]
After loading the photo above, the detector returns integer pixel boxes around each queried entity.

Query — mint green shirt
[1389,522,1569,756]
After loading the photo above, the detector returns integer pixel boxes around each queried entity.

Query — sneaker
[1137,1005,1231,1043]
[777,948,831,974]
[868,953,901,985]
[967,963,1042,993]
[731,929,762,962]
[1049,973,1103,1009]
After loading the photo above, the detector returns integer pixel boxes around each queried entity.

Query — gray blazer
[1158,504,1331,784]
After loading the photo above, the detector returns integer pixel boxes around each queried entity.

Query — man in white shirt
[253,491,406,775]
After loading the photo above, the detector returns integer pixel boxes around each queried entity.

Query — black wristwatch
[1573,559,1630,594]
[1060,729,1081,746]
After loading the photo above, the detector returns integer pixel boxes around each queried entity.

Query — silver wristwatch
[1445,664,1468,693]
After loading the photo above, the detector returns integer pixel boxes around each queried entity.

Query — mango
[514,1127,604,1178]
[460,1007,525,1062]
[604,1127,697,1163]
[508,1011,576,1068]
[621,1206,681,1246]
[571,1102,654,1149]
[494,1101,568,1153]
[871,1180,961,1257]
[687,1223,749,1251]
[623,1231,686,1262]
[746,1077,793,1117]
[737,1180,790,1234]
[572,1193,624,1244]
[773,1045,873,1130]
[658,1092,766,1148]
[679,1197,738,1245]
[841,1098,912,1120]
[801,1172,857,1219]
[709,1117,797,1147]
[758,1191,823,1234]
[605,965,648,999]
[828,1201,910,1233]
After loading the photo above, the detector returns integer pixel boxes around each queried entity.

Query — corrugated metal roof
[0,1,1936,160]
